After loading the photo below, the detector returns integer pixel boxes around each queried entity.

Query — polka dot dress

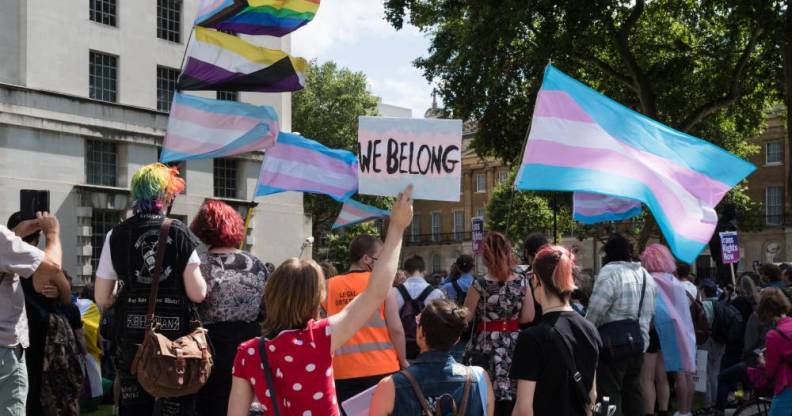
[233,319,339,416]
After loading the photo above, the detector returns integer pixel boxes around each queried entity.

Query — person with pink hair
[640,244,697,416]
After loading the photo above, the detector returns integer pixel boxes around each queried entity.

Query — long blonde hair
[263,258,325,337]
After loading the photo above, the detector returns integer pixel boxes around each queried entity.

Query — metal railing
[405,232,470,245]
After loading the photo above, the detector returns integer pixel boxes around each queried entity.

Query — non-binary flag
[515,65,755,263]
[332,199,390,230]
[160,92,279,163]
[255,132,358,201]
[178,27,307,92]
[573,192,642,224]
[195,0,320,37]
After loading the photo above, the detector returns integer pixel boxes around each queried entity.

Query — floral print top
[466,275,527,401]
[198,251,269,325]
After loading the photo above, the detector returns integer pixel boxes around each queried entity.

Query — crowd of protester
[4,162,792,416]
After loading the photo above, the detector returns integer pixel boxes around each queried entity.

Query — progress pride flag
[357,116,462,201]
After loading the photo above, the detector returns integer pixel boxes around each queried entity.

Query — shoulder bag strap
[456,367,473,415]
[550,326,591,408]
[145,219,172,322]
[451,279,464,297]
[417,286,435,304]
[400,370,433,416]
[636,269,648,319]
[258,336,282,416]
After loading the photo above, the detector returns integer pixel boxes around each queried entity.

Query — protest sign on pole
[471,216,485,255]
[719,231,740,285]
[357,116,462,201]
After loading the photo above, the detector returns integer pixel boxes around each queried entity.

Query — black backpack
[711,300,744,344]
[397,284,435,360]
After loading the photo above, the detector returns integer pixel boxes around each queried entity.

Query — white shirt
[95,230,200,280]
[394,275,445,309]
[681,280,698,300]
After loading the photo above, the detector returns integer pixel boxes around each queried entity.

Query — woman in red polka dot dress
[228,186,414,416]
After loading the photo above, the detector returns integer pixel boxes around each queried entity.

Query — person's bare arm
[31,212,63,293]
[520,281,536,324]
[463,285,480,324]
[512,380,535,416]
[94,277,117,311]
[329,186,412,351]
[53,271,72,304]
[587,376,597,416]
[384,290,409,368]
[227,376,254,416]
[369,376,396,416]
[182,262,207,303]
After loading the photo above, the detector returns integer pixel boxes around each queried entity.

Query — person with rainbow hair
[94,163,206,416]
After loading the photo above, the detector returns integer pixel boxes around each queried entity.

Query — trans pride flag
[178,27,307,93]
[573,192,642,224]
[332,199,390,230]
[515,65,755,263]
[653,272,697,372]
[160,92,278,163]
[195,0,320,37]
[255,132,358,201]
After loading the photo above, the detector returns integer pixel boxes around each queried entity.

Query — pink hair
[533,245,577,296]
[640,243,677,273]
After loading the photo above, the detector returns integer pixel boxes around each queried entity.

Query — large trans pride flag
[653,273,697,372]
[515,65,755,263]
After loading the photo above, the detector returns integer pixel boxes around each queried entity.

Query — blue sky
[292,1,434,118]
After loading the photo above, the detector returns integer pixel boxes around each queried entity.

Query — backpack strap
[457,367,473,415]
[451,279,465,299]
[400,370,433,416]
[416,286,435,304]
[144,219,172,324]
[636,269,647,319]
[396,284,412,304]
[258,337,282,416]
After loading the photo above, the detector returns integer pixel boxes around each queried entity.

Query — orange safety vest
[325,271,400,379]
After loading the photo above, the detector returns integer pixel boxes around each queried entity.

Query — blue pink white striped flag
[332,199,390,230]
[160,92,279,163]
[255,132,358,201]
[573,192,642,224]
[653,272,697,373]
[515,65,755,263]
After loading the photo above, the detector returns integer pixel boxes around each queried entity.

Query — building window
[214,158,238,198]
[86,140,117,186]
[89,51,117,102]
[766,141,783,165]
[453,210,464,240]
[91,209,121,271]
[497,169,509,184]
[157,66,179,112]
[475,173,486,193]
[476,207,486,221]
[431,254,442,273]
[410,215,421,243]
[217,90,239,101]
[431,212,441,241]
[766,186,783,225]
[157,0,182,43]
[90,0,117,26]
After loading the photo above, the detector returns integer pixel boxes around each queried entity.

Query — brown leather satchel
[131,219,213,398]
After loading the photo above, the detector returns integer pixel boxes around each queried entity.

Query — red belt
[477,319,520,332]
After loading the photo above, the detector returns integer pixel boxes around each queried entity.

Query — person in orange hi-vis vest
[324,234,409,407]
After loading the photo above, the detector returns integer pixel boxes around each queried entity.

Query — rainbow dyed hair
[131,163,185,214]
[640,243,677,274]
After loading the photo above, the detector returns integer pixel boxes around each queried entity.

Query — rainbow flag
[653,272,697,372]
[515,65,755,263]
[178,27,307,92]
[255,132,358,201]
[573,192,642,224]
[160,92,279,163]
[332,199,390,230]
[195,0,320,37]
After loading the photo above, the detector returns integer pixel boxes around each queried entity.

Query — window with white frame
[453,210,464,240]
[766,141,783,165]
[410,215,421,242]
[217,90,239,101]
[91,209,122,271]
[497,169,509,184]
[766,186,783,225]
[431,212,441,241]
[89,51,118,102]
[431,254,442,273]
[157,66,179,112]
[214,158,238,199]
[476,207,486,221]
[90,0,117,26]
[86,139,117,186]
[475,173,486,193]
[157,0,182,42]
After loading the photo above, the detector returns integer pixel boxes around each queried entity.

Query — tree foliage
[292,61,388,259]
[385,0,783,246]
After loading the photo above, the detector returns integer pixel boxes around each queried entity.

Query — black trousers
[196,321,261,416]
[597,354,645,416]
[116,345,197,416]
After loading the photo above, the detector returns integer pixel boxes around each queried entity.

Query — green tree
[291,61,386,259]
[385,0,779,247]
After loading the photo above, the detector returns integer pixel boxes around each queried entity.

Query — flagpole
[505,119,533,234]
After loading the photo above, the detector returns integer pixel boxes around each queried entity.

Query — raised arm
[330,185,413,351]
[31,212,64,294]
[384,289,409,368]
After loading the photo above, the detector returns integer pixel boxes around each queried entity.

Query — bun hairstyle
[419,299,471,351]
[532,245,577,299]
[482,232,516,281]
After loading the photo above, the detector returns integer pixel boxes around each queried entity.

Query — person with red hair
[511,245,602,416]
[189,199,270,416]
[462,232,535,415]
